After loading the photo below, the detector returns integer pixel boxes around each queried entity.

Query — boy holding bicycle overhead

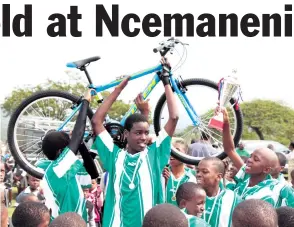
[38,89,99,223]
[91,58,179,227]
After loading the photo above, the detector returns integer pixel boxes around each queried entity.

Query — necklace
[205,187,221,224]
[123,150,146,190]
[170,170,185,201]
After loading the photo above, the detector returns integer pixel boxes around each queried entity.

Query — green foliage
[2,77,130,121]
[240,99,294,145]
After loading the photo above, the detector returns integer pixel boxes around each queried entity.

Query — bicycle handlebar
[153,37,184,56]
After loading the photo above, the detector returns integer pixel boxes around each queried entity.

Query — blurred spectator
[235,142,250,158]
[15,175,45,206]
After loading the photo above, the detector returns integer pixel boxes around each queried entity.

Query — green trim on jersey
[165,166,196,205]
[181,209,211,227]
[202,187,239,227]
[96,129,171,227]
[38,147,88,222]
[232,164,280,206]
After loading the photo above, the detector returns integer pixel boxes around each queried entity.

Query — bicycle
[7,37,243,179]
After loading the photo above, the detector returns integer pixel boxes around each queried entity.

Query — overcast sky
[1,0,293,112]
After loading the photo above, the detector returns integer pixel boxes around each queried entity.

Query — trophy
[208,70,240,131]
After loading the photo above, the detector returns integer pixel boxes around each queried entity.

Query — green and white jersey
[77,163,92,189]
[202,187,239,227]
[165,167,196,205]
[37,147,87,222]
[232,164,280,206]
[181,209,211,227]
[96,129,171,227]
[273,174,294,208]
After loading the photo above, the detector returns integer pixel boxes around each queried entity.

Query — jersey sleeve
[52,147,82,179]
[155,129,172,170]
[95,130,120,171]
[234,164,249,184]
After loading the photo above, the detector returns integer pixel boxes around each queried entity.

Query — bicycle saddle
[66,56,100,69]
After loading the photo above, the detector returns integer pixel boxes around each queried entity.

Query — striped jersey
[202,186,239,227]
[232,164,280,206]
[273,173,294,208]
[37,147,87,222]
[165,167,196,205]
[96,129,171,227]
[181,209,211,227]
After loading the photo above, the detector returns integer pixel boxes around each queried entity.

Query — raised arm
[161,58,179,136]
[91,77,130,135]
[135,93,151,119]
[222,108,244,170]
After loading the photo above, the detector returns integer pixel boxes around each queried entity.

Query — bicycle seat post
[80,66,93,85]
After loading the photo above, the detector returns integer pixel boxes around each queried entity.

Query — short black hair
[176,182,205,206]
[201,157,225,176]
[276,152,287,167]
[232,199,278,227]
[49,212,86,227]
[42,131,70,160]
[12,201,50,227]
[290,141,294,147]
[276,206,294,227]
[124,113,148,131]
[142,203,188,227]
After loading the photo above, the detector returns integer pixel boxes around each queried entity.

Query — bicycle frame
[57,64,200,132]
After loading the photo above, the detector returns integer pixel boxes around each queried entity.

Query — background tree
[240,99,294,145]
[1,75,131,121]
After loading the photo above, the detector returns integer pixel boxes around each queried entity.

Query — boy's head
[176,182,206,217]
[232,199,278,227]
[28,175,41,190]
[245,148,278,175]
[124,113,149,152]
[12,201,50,227]
[49,212,86,227]
[271,152,287,179]
[276,206,294,227]
[196,157,225,190]
[42,131,70,160]
[142,203,188,227]
[170,139,188,167]
[0,161,5,183]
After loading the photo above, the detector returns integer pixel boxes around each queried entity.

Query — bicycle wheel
[153,78,243,165]
[7,90,94,179]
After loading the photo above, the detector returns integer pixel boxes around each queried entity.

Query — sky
[0,0,294,112]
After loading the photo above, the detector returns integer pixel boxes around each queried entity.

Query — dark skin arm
[160,58,179,137]
[222,108,244,170]
[92,77,130,135]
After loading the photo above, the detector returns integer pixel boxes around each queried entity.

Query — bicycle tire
[7,90,94,179]
[153,78,243,165]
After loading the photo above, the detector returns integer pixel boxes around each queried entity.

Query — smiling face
[196,160,223,190]
[124,122,150,153]
[184,189,206,217]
